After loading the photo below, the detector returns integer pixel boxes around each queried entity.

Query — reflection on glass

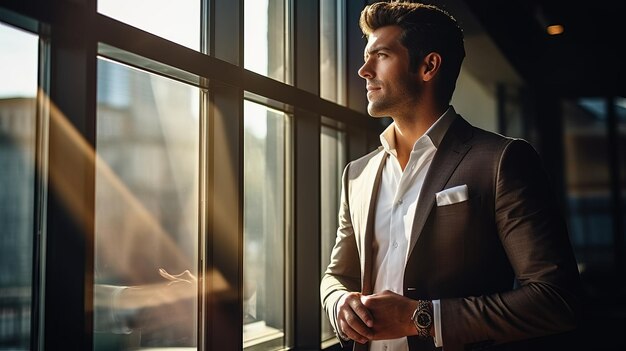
[97,0,200,51]
[563,98,613,268]
[95,58,199,349]
[320,126,346,342]
[320,0,346,105]
[0,21,38,350]
[243,100,288,350]
[244,0,288,83]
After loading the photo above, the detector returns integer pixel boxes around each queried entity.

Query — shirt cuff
[433,299,443,347]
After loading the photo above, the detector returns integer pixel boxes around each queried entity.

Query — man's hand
[360,290,419,340]
[336,292,374,344]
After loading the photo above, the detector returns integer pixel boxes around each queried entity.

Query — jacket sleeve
[440,139,581,350]
[320,162,362,335]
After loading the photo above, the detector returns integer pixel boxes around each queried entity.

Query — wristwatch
[411,300,433,338]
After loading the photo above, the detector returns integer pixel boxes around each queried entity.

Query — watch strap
[411,300,433,338]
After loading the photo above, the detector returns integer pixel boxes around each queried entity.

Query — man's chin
[367,105,389,118]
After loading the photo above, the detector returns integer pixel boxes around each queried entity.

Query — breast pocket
[429,196,482,282]
[434,195,481,217]
[431,195,481,245]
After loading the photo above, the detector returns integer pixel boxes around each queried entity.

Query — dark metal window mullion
[44,0,98,350]
[207,1,244,350]
[292,0,322,349]
[31,20,51,351]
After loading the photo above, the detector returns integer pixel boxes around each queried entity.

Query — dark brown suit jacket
[320,112,581,351]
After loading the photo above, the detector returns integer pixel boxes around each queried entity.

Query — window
[320,0,346,105]
[98,0,201,51]
[243,100,290,350]
[244,0,290,83]
[94,57,200,349]
[563,98,614,268]
[1,1,373,349]
[0,21,38,350]
[619,98,626,257]
[320,125,346,343]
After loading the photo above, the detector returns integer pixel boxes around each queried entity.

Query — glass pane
[563,98,613,270]
[618,98,626,261]
[97,0,200,51]
[0,21,38,350]
[320,0,346,105]
[320,126,346,343]
[95,58,199,350]
[243,100,288,350]
[244,0,289,83]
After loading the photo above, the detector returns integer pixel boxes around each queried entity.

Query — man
[320,2,581,351]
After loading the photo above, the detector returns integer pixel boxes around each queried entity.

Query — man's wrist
[411,300,433,338]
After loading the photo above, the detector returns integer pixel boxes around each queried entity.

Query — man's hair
[359,1,465,105]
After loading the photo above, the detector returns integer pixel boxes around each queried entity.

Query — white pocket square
[435,184,468,206]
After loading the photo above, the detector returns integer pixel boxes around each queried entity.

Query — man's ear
[420,52,442,82]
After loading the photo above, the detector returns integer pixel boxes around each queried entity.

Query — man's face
[358,25,422,118]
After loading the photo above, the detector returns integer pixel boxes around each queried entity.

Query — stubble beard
[366,72,422,118]
[367,86,420,119]
[367,99,393,118]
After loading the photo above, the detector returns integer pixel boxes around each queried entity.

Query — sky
[0,21,38,98]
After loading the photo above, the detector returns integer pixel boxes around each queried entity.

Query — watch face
[416,311,432,328]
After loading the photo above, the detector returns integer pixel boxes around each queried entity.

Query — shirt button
[397,199,403,205]
[392,241,399,248]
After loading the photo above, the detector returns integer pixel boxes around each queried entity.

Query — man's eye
[377,53,387,58]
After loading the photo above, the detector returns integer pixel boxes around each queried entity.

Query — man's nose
[358,61,373,79]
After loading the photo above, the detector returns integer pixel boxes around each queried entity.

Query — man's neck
[392,106,445,169]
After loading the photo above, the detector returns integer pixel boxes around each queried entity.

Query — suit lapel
[407,117,473,257]
[360,151,388,295]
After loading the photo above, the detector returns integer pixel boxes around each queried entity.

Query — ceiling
[462,0,626,98]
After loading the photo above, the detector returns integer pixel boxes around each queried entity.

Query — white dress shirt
[369,107,456,351]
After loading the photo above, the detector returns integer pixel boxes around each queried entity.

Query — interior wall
[451,66,497,133]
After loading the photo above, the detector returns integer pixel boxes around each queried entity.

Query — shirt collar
[425,105,457,148]
[379,106,457,154]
